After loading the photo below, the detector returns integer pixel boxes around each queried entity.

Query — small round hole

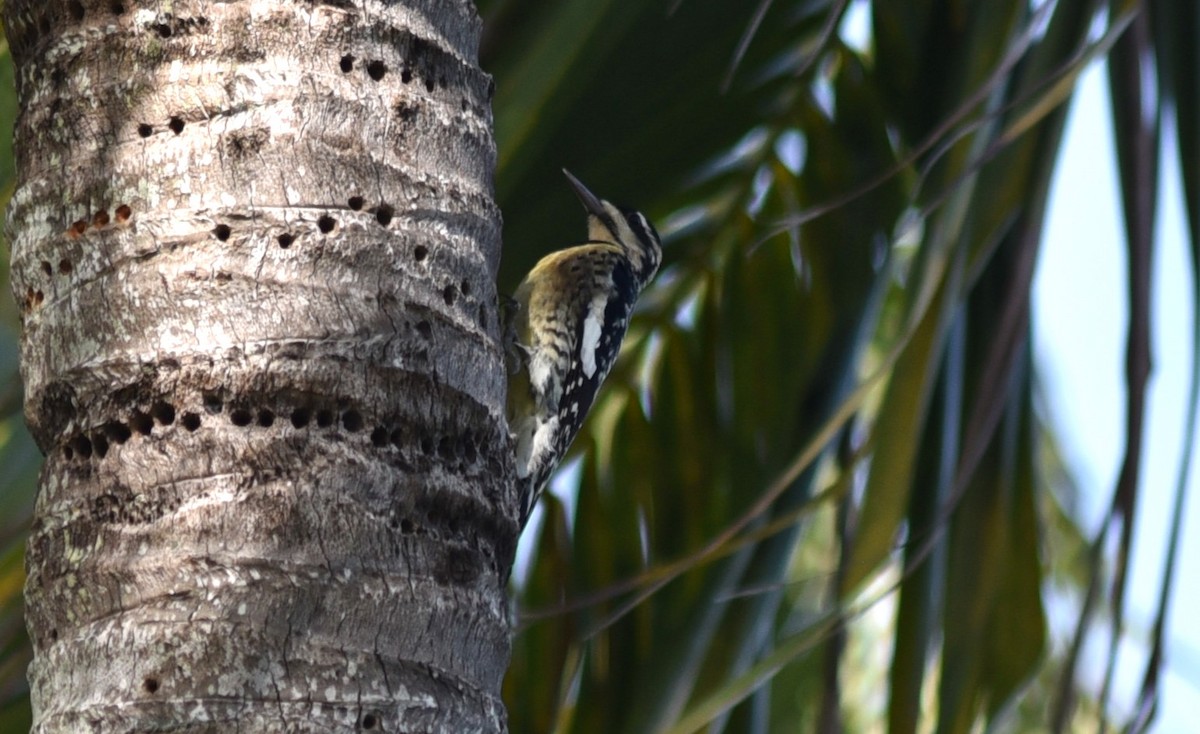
[342,410,363,432]
[143,677,160,694]
[71,220,88,236]
[257,409,275,427]
[460,279,471,296]
[362,712,379,729]
[413,245,427,262]
[104,421,132,444]
[70,435,93,459]
[156,23,172,38]
[168,117,184,134]
[68,1,84,21]
[442,284,457,306]
[230,408,252,427]
[366,60,387,81]
[203,393,223,414]
[111,2,125,14]
[151,401,175,425]
[181,412,201,431]
[291,408,311,428]
[315,409,334,428]
[317,215,336,233]
[92,209,110,227]
[92,434,109,458]
[401,68,413,84]
[370,427,389,447]
[115,204,132,222]
[137,123,152,138]
[213,224,231,241]
[415,321,432,339]
[339,54,354,73]
[277,233,295,249]
[348,196,364,211]
[130,411,153,435]
[375,204,394,227]
[40,261,52,276]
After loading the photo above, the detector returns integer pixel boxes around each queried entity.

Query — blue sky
[1037,60,1199,732]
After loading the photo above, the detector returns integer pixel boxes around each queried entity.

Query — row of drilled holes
[63,401,179,460]
[66,4,205,39]
[138,50,441,141]
[62,398,484,470]
[137,118,185,138]
[340,53,446,95]
[38,201,475,325]
[66,204,133,240]
[136,673,382,730]
[123,60,471,308]
[208,196,393,247]
[64,2,125,23]
[210,198,472,309]
[22,205,134,314]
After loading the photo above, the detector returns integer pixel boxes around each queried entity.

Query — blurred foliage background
[0,0,1194,732]
[484,0,1191,732]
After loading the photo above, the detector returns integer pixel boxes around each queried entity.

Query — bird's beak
[562,169,607,219]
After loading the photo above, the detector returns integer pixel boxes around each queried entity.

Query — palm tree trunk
[5,1,514,731]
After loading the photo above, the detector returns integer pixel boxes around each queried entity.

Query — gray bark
[5,1,516,731]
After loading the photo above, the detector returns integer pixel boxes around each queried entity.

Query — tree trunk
[4,1,515,731]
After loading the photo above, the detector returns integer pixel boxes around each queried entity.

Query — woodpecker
[505,170,662,531]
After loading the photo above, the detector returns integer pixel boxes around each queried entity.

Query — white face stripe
[592,202,660,281]
[632,212,652,238]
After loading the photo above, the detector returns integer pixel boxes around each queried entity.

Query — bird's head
[564,169,662,288]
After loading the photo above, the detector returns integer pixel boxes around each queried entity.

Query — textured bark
[5,1,515,731]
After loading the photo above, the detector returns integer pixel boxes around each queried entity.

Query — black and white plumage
[504,170,662,531]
